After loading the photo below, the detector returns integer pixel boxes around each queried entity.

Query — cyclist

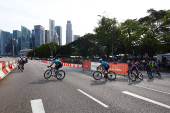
[21,55,26,70]
[130,60,142,79]
[47,58,63,76]
[18,57,22,70]
[97,59,110,78]
[152,60,160,75]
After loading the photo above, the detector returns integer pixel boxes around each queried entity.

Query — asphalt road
[0,60,170,113]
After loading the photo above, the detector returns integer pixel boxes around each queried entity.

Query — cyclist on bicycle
[18,57,22,70]
[130,60,142,79]
[97,59,110,78]
[47,58,63,75]
[152,60,160,75]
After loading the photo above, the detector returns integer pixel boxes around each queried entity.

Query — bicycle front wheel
[147,71,153,79]
[128,71,136,81]
[93,71,102,80]
[44,69,52,79]
[107,71,116,81]
[56,70,65,80]
[139,72,143,80]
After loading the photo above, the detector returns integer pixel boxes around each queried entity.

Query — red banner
[108,63,128,74]
[82,62,91,70]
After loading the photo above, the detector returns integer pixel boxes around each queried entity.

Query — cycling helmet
[127,60,130,63]
[99,59,102,61]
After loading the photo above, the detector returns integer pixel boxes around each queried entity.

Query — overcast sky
[0,0,169,45]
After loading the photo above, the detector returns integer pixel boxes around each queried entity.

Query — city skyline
[1,0,169,45]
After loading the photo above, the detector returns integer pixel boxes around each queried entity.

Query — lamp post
[49,44,53,58]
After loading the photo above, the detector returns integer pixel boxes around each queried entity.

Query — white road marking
[122,91,170,109]
[135,85,170,95]
[30,99,45,113]
[77,89,108,108]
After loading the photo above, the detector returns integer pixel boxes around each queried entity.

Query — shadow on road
[29,78,62,84]
[90,80,107,86]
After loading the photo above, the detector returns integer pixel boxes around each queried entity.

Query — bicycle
[151,68,161,77]
[44,66,65,80]
[18,63,23,72]
[127,70,143,81]
[93,67,116,81]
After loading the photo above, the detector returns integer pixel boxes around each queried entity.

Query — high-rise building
[0,30,11,55]
[30,30,35,49]
[45,30,50,43]
[21,25,31,50]
[66,21,72,44]
[53,32,59,44]
[13,30,21,55]
[49,19,55,42]
[34,25,45,47]
[73,35,80,41]
[55,26,62,45]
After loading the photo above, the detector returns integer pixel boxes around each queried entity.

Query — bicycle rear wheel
[56,70,65,80]
[107,71,116,81]
[44,69,52,79]
[93,71,102,80]
[147,71,153,79]
[128,71,136,81]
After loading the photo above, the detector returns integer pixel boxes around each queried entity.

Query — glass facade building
[34,25,45,47]
[13,30,21,56]
[73,35,80,41]
[55,26,62,45]
[21,25,31,50]
[0,30,11,55]
[45,30,50,43]
[66,21,72,44]
[49,19,55,43]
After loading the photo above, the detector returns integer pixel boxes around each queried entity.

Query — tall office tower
[66,21,72,44]
[55,26,62,45]
[31,30,35,49]
[45,30,50,43]
[34,25,45,47]
[73,35,80,41]
[21,25,31,50]
[13,30,21,55]
[49,19,55,42]
[53,32,59,44]
[0,30,11,55]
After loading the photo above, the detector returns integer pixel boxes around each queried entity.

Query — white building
[55,26,62,45]
[49,19,55,42]
[53,32,59,44]
[66,21,72,44]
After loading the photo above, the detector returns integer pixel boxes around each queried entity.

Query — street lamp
[12,38,15,57]
[48,44,53,58]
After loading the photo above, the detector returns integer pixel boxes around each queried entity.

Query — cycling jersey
[53,60,61,65]
[101,61,109,67]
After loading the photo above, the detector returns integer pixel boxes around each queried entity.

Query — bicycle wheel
[93,71,102,80]
[107,71,116,81]
[139,72,143,80]
[157,70,161,77]
[56,70,65,80]
[44,69,52,79]
[147,71,153,79]
[128,71,136,81]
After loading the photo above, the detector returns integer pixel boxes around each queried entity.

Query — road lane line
[77,89,108,108]
[30,99,45,113]
[135,85,170,95]
[122,91,170,109]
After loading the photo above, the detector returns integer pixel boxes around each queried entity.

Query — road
[0,60,170,113]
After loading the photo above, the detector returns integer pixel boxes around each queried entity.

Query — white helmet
[127,60,130,63]
[99,59,102,61]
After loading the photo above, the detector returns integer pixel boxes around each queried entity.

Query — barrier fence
[30,59,128,75]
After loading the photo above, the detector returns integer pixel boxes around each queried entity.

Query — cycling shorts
[154,66,157,69]
[132,66,138,71]
[55,62,62,69]
[104,64,110,71]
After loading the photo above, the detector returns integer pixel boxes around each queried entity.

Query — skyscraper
[34,25,45,47]
[55,26,62,45]
[66,21,72,44]
[13,30,21,55]
[49,19,55,42]
[53,32,59,44]
[0,30,11,55]
[73,35,80,41]
[21,25,31,50]
[45,30,50,43]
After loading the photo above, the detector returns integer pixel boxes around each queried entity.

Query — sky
[0,0,170,45]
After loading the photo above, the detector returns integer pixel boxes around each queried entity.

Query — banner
[82,62,91,70]
[108,63,128,74]
[91,62,100,71]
